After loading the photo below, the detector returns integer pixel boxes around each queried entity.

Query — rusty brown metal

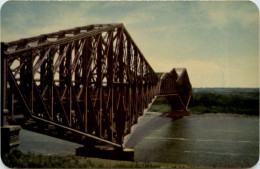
[2,23,192,149]
[158,68,192,110]
[2,23,160,147]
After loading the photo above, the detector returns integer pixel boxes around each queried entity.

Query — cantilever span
[2,23,159,148]
[1,23,192,151]
[158,68,192,111]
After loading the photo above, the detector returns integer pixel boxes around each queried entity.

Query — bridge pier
[1,125,21,155]
[1,43,22,155]
[76,145,134,161]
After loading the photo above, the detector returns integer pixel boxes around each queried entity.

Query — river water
[128,112,259,168]
[17,113,259,168]
[19,129,83,156]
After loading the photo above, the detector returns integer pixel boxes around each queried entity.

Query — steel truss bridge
[1,23,192,149]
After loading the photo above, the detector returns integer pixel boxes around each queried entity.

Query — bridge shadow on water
[124,110,188,149]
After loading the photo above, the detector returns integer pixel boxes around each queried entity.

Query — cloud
[203,2,258,31]
[1,1,258,87]
[1,2,108,42]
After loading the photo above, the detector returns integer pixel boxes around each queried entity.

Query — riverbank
[148,88,259,115]
[189,88,259,115]
[1,149,211,168]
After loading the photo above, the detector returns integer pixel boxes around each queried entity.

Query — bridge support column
[1,43,9,127]
[1,43,22,155]
[76,145,134,161]
[1,125,21,155]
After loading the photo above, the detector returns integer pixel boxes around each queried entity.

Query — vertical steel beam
[65,44,72,126]
[126,38,132,133]
[39,50,47,93]
[59,45,65,90]
[58,32,66,91]
[107,31,114,141]
[30,54,34,114]
[11,94,15,120]
[1,43,9,126]
[74,39,80,90]
[140,55,144,114]
[96,34,103,137]
[47,49,54,120]
[133,46,138,123]
[82,37,91,132]
[116,26,126,144]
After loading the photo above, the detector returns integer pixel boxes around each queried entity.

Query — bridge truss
[2,23,159,147]
[159,68,192,111]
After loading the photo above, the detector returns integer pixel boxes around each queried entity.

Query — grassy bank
[2,150,140,168]
[189,91,259,115]
[1,150,208,168]
[147,96,173,113]
[148,88,259,115]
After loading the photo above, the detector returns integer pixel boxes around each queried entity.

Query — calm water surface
[18,113,259,168]
[19,129,82,156]
[128,113,259,168]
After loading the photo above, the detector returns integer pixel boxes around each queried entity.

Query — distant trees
[189,92,259,115]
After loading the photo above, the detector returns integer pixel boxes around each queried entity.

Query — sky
[1,1,259,88]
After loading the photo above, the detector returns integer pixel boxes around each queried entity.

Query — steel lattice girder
[159,68,192,110]
[2,23,159,147]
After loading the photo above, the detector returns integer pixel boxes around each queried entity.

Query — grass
[148,89,259,115]
[189,92,259,115]
[147,96,173,113]
[1,149,208,168]
[1,150,142,168]
[2,150,89,168]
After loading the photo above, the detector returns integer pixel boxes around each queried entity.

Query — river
[17,112,259,168]
[128,112,259,168]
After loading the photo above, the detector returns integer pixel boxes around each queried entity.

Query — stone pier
[1,125,21,155]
